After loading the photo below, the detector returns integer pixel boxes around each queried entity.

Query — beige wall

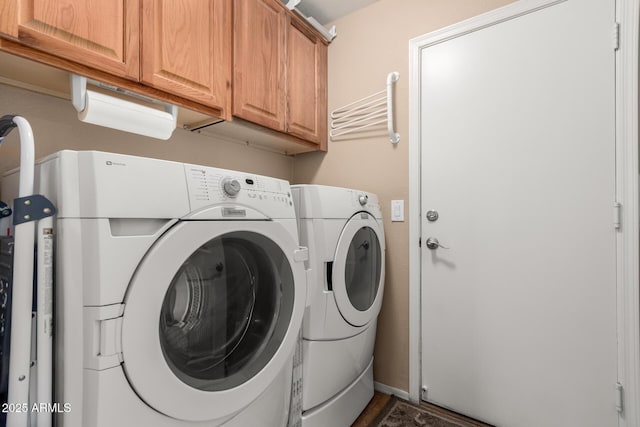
[0,84,294,180]
[293,0,514,392]
[0,0,517,396]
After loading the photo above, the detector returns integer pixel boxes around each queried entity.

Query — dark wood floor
[352,392,393,426]
[352,392,494,427]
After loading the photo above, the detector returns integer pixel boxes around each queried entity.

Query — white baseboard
[374,382,410,401]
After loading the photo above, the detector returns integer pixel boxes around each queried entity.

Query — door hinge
[613,22,620,50]
[294,246,309,262]
[84,304,124,371]
[616,382,623,413]
[613,202,621,229]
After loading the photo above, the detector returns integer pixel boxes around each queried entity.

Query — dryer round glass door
[344,226,382,311]
[332,212,385,327]
[120,221,306,422]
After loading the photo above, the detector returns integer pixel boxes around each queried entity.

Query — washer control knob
[358,194,368,206]
[222,178,241,197]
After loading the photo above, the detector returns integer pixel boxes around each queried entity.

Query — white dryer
[2,150,308,427]
[291,185,385,427]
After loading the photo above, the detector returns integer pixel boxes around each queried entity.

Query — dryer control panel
[184,164,295,219]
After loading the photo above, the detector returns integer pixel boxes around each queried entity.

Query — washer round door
[332,212,385,327]
[121,220,306,422]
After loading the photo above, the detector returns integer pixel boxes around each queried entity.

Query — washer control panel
[184,164,294,217]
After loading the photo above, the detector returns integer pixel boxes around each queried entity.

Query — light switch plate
[391,200,404,222]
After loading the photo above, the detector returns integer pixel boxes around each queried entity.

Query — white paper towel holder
[70,74,178,140]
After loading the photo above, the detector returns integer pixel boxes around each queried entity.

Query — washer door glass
[344,226,382,311]
[159,231,294,391]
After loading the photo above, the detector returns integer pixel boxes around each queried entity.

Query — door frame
[407,1,640,425]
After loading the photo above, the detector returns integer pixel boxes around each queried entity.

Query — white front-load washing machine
[2,150,308,427]
[291,185,385,427]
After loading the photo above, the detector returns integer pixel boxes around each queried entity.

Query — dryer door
[332,213,385,327]
[120,220,305,422]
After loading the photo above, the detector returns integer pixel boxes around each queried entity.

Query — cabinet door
[141,0,231,117]
[286,18,327,147]
[0,0,139,80]
[233,0,286,131]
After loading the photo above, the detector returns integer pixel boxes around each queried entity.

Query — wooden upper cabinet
[0,0,325,150]
[233,0,286,131]
[233,0,327,148]
[286,17,327,147]
[0,0,140,80]
[141,0,231,117]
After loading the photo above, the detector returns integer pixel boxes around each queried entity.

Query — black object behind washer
[0,236,15,427]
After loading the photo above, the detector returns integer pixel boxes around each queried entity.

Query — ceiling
[291,0,379,25]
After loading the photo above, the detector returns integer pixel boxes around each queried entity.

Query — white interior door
[419,1,618,426]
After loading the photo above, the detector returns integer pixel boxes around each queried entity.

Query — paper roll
[78,90,177,140]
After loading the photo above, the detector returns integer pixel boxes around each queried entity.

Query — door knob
[425,237,449,250]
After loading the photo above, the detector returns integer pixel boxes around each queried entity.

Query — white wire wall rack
[330,71,400,144]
